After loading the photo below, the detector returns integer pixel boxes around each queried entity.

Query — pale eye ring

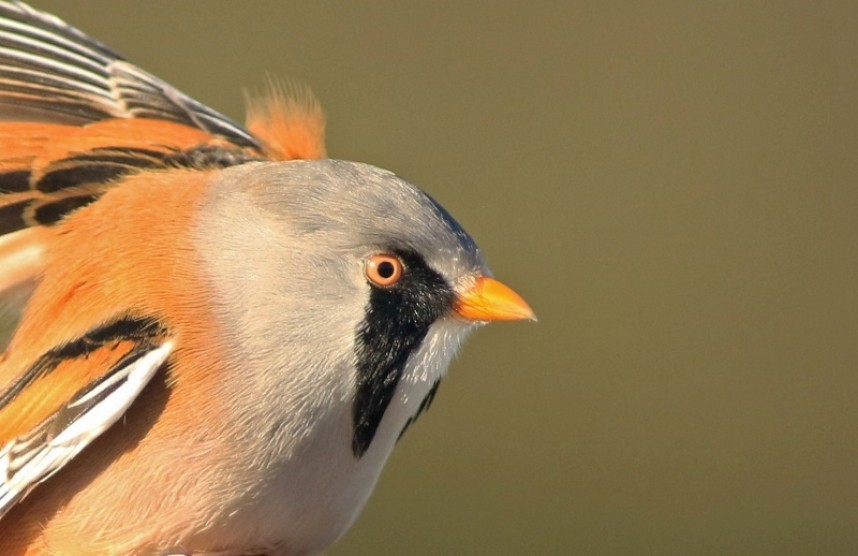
[365,254,403,287]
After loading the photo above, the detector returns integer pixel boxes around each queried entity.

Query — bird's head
[196,159,533,458]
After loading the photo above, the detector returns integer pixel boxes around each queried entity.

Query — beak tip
[516,305,538,323]
[505,300,537,323]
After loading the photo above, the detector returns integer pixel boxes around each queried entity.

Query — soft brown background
[24,2,858,554]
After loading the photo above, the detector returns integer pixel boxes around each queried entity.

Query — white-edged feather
[0,340,173,518]
[0,1,260,148]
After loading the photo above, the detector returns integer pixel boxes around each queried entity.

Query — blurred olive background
[24,1,858,554]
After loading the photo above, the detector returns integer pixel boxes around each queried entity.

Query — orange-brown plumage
[245,81,327,161]
[1,168,212,415]
[0,5,327,548]
[0,169,235,554]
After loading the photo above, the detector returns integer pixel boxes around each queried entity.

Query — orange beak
[454,275,536,322]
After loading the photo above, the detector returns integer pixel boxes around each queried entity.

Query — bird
[0,2,534,555]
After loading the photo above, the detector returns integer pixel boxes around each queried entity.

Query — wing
[0,1,262,141]
[0,0,268,235]
[0,315,172,518]
[0,1,325,335]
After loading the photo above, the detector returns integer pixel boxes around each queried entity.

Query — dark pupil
[377,261,395,279]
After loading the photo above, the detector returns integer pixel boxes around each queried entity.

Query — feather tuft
[244,77,327,161]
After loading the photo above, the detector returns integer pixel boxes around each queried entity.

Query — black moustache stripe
[352,250,454,457]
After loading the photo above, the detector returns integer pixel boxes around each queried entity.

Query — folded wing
[0,315,172,518]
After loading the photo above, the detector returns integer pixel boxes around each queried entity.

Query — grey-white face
[197,159,487,457]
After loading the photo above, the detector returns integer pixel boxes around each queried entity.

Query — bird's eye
[365,254,403,287]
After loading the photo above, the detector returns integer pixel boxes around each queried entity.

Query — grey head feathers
[230,159,485,283]
[195,159,486,457]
